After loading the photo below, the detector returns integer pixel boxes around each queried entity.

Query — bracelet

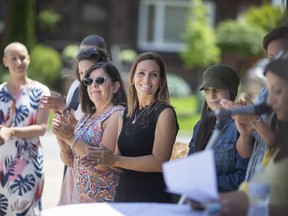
[251,117,263,130]
[70,136,78,150]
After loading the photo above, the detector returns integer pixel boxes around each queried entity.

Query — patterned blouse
[72,105,124,203]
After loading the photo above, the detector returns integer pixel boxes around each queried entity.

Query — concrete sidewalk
[40,130,191,211]
[40,130,63,210]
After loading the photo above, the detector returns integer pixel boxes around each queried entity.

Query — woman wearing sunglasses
[52,62,127,203]
[81,52,179,203]
[55,46,113,205]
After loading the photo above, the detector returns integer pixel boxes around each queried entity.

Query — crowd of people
[0,24,288,216]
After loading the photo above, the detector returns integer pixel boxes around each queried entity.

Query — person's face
[78,60,94,81]
[3,46,30,76]
[203,87,230,111]
[133,59,161,100]
[86,68,116,105]
[266,71,288,122]
[266,38,288,60]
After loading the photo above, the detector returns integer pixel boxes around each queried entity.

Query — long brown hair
[194,91,236,151]
[264,58,288,162]
[126,52,170,117]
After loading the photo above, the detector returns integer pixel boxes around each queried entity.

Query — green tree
[241,4,285,33]
[38,9,62,31]
[180,0,220,68]
[4,0,36,50]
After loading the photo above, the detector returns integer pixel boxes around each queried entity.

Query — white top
[66,80,80,106]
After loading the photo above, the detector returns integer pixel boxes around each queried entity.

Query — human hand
[80,145,116,167]
[64,110,78,127]
[187,199,205,210]
[218,191,249,216]
[40,91,66,114]
[52,116,74,143]
[0,125,15,141]
[220,98,258,126]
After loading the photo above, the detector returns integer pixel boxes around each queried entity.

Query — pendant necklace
[132,106,148,124]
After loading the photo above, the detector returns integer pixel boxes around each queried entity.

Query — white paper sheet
[162,149,219,204]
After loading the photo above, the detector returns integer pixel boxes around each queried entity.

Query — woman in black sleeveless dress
[81,52,179,203]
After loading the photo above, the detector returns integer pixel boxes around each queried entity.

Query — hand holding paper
[162,149,219,204]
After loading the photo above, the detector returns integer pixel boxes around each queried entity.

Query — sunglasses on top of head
[77,48,99,59]
[83,76,107,86]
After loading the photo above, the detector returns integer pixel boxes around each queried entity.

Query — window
[271,0,286,7]
[138,0,215,52]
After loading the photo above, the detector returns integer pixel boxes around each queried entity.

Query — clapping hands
[40,91,66,114]
[52,111,76,144]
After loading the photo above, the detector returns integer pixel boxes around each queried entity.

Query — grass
[171,95,201,133]
[48,112,55,129]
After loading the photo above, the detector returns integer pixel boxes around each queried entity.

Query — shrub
[29,44,62,89]
[167,73,191,98]
[216,20,266,57]
[62,44,79,67]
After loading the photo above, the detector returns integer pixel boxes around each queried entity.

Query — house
[0,0,282,90]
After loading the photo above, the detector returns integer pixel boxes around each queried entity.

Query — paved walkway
[40,130,63,210]
[40,130,191,210]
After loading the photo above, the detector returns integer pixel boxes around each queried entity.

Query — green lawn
[171,95,201,133]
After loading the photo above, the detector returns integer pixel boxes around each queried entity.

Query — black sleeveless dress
[114,103,178,203]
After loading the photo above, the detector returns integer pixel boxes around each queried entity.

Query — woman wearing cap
[188,64,249,192]
[203,54,288,216]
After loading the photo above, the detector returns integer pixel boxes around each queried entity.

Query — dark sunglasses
[76,48,99,59]
[83,77,107,86]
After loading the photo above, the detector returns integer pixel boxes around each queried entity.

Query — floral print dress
[72,105,124,203]
[0,81,50,216]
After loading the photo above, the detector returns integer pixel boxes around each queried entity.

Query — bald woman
[0,42,50,215]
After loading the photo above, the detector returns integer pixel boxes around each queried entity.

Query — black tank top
[115,102,178,203]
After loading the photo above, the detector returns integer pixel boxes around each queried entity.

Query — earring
[132,82,135,85]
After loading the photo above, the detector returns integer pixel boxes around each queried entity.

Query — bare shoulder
[159,106,176,118]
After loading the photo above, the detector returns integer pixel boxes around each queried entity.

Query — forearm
[236,134,254,158]
[253,119,276,147]
[114,154,164,172]
[70,137,92,157]
[11,124,48,138]
[60,148,73,167]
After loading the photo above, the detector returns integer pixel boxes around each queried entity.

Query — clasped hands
[80,145,117,168]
